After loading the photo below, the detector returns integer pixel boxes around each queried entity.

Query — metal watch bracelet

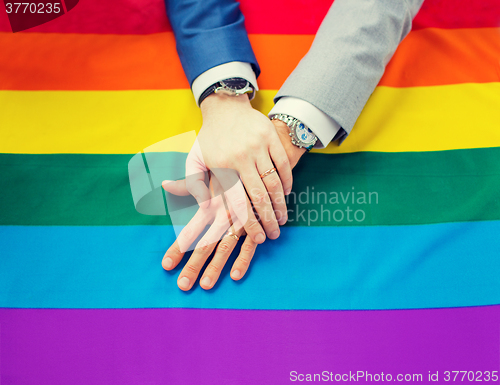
[270,113,317,151]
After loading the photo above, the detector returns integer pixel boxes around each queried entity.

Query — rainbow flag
[1,0,500,383]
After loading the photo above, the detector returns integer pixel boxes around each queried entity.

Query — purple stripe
[1,307,499,384]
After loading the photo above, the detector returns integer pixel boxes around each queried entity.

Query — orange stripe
[0,32,189,90]
[249,34,314,91]
[381,27,500,87]
[0,28,498,91]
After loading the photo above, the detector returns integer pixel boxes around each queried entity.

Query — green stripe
[1,148,499,226]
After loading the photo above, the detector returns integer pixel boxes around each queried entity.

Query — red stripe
[0,0,171,34]
[60,0,68,14]
[1,0,499,35]
[413,0,500,30]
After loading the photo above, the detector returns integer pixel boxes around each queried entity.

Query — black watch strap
[198,77,254,106]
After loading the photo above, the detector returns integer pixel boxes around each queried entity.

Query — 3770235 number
[5,3,61,13]
[444,371,499,382]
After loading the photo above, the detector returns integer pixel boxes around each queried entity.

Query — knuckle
[281,175,292,186]
[272,191,286,205]
[217,158,230,169]
[197,240,211,252]
[259,207,275,225]
[280,157,290,169]
[274,208,286,220]
[232,198,247,211]
[235,151,248,163]
[211,155,228,169]
[267,176,281,191]
[168,244,183,259]
[180,227,192,242]
[251,190,266,204]
[241,243,255,255]
[246,219,261,232]
[250,140,264,151]
[262,216,277,228]
[185,264,199,274]
[207,263,221,274]
[217,241,232,254]
[257,128,269,140]
[237,255,251,267]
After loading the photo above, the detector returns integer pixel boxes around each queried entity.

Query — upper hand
[161,113,307,291]
[186,92,293,244]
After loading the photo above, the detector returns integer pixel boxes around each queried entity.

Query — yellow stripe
[1,83,499,154]
[0,90,201,154]
[316,82,500,154]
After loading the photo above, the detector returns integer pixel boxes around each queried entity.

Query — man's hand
[162,175,258,291]
[162,114,307,291]
[186,93,293,245]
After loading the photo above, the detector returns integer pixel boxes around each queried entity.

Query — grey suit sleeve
[275,0,424,136]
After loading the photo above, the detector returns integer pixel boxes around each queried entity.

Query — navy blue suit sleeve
[164,0,260,86]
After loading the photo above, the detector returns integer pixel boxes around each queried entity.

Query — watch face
[220,78,249,91]
[295,122,316,144]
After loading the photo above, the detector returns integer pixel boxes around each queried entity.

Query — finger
[185,140,211,209]
[269,138,293,196]
[257,160,288,226]
[211,168,247,227]
[199,227,244,290]
[162,179,189,196]
[162,240,184,271]
[177,218,229,291]
[162,209,209,270]
[241,163,280,240]
[185,172,211,210]
[223,177,266,245]
[231,234,257,281]
[209,170,230,200]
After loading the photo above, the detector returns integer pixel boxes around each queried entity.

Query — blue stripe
[1,222,499,309]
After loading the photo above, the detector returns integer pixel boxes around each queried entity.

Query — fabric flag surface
[0,0,500,383]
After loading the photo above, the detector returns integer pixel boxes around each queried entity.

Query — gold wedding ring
[226,231,239,241]
[259,168,276,179]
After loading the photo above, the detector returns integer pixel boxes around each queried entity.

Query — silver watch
[270,113,318,151]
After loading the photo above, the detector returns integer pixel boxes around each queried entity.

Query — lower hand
[162,176,258,290]
[162,118,306,291]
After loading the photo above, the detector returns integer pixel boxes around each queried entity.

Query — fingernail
[179,276,190,289]
[285,189,291,195]
[270,230,280,239]
[163,257,173,269]
[255,233,265,243]
[279,216,288,226]
[201,277,211,288]
[162,180,172,188]
[231,270,241,279]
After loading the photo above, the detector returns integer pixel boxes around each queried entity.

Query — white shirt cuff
[269,97,341,148]
[191,62,259,107]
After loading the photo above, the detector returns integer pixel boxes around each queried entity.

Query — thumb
[185,139,211,209]
[162,179,190,196]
